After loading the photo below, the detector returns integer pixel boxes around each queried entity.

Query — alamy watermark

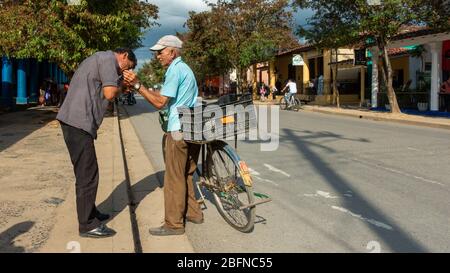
[174,100,279,151]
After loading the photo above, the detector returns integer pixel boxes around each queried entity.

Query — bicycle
[162,94,271,233]
[119,92,136,105]
[279,92,301,111]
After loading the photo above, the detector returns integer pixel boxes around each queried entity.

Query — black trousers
[60,122,101,233]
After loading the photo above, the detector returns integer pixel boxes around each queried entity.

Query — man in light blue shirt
[124,35,203,236]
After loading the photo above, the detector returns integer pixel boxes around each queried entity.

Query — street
[123,96,450,253]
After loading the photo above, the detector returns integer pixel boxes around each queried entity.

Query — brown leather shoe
[186,217,204,224]
[149,225,185,236]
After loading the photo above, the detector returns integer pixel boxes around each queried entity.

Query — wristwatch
[133,82,141,91]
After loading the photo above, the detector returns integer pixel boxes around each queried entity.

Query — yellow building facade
[248,46,414,106]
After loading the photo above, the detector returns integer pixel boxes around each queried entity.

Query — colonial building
[248,26,450,112]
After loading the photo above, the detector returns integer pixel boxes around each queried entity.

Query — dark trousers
[60,122,101,233]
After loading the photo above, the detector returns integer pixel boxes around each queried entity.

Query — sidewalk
[253,100,450,130]
[117,105,194,253]
[38,110,135,253]
[0,105,194,252]
[0,107,73,252]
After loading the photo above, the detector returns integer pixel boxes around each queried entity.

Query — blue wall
[0,56,68,107]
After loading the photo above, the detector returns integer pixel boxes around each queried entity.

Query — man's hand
[122,85,133,94]
[123,70,139,86]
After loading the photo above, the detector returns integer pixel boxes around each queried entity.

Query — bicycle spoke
[210,148,253,229]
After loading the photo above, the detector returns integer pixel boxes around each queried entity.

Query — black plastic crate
[177,93,257,143]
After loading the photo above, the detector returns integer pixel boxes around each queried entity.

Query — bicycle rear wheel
[207,141,255,233]
[279,97,287,110]
[294,98,301,111]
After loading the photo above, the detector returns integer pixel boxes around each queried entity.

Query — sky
[133,0,314,70]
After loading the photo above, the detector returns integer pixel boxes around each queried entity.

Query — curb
[302,107,450,131]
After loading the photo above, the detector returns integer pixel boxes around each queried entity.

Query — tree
[296,1,361,107]
[137,56,166,89]
[0,0,158,74]
[182,11,232,90]
[294,0,450,113]
[183,0,299,93]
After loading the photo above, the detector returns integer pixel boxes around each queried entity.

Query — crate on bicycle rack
[177,93,257,143]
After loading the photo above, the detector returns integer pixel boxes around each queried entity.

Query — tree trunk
[332,49,341,108]
[380,46,401,114]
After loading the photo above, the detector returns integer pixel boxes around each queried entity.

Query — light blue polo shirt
[161,57,198,132]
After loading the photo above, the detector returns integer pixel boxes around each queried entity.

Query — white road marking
[351,158,444,187]
[253,176,279,186]
[303,190,339,199]
[248,167,279,186]
[331,206,394,231]
[248,168,260,176]
[263,163,291,177]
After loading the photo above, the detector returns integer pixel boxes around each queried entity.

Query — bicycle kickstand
[196,178,207,209]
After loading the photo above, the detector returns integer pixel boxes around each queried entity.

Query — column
[269,61,276,100]
[323,50,332,95]
[252,64,257,98]
[52,63,58,82]
[360,66,366,106]
[429,42,442,111]
[302,53,310,95]
[370,47,379,108]
[1,56,13,106]
[29,59,39,104]
[269,61,276,88]
[48,62,53,80]
[16,59,28,104]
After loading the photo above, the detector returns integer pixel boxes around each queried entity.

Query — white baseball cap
[150,35,183,51]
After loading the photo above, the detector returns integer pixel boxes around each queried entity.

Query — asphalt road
[123,96,450,253]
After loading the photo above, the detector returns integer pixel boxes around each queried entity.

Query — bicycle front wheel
[207,141,255,233]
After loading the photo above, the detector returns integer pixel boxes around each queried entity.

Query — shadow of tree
[281,128,428,252]
[0,221,35,253]
[0,107,59,153]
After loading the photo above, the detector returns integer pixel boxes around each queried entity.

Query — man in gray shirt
[57,48,136,238]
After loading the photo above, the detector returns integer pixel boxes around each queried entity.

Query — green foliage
[295,0,450,49]
[137,56,166,88]
[0,0,158,74]
[183,0,299,90]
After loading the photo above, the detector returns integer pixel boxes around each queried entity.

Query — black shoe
[79,224,116,238]
[149,225,185,236]
[96,211,110,221]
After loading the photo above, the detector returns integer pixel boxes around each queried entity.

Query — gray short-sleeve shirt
[57,51,120,139]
